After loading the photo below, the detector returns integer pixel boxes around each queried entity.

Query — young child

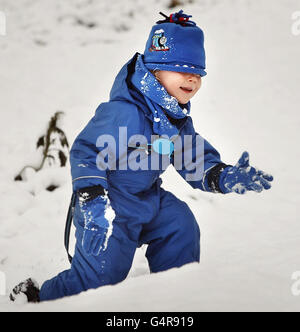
[10,10,273,303]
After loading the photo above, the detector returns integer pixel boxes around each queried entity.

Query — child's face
[154,70,202,104]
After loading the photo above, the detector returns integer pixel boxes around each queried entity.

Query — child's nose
[186,73,199,82]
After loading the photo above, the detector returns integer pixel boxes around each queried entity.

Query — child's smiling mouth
[180,86,193,93]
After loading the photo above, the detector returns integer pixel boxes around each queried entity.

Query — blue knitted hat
[143,10,207,77]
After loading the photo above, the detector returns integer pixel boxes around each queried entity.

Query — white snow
[0,0,300,312]
[154,29,165,34]
[103,189,115,251]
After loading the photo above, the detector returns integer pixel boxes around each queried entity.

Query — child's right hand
[82,217,109,256]
[219,151,274,194]
[78,187,110,256]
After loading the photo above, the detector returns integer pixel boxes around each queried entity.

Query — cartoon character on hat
[150,29,169,51]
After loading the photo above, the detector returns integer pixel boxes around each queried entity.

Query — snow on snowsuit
[39,53,225,301]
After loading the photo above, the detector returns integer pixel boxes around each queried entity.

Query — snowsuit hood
[109,53,138,104]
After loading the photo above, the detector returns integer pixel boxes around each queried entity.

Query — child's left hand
[219,151,274,194]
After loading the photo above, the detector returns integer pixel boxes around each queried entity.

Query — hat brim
[145,63,207,77]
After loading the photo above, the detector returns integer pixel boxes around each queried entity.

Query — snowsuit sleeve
[173,116,229,192]
[70,101,141,191]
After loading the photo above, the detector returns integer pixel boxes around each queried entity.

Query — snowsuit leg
[39,198,137,301]
[139,188,201,273]
[39,188,200,301]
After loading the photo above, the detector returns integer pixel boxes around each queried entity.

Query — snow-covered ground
[0,0,300,312]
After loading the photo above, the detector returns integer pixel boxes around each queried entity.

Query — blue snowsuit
[39,53,224,301]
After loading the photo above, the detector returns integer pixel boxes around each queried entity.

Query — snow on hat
[143,10,207,77]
